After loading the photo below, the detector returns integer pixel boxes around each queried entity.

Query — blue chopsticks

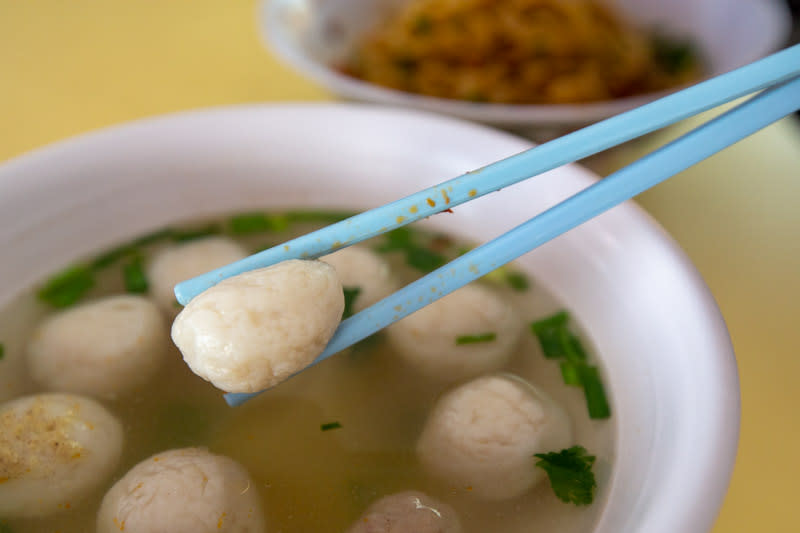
[176,44,800,305]
[171,44,800,406]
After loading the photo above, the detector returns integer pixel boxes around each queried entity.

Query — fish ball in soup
[0,393,123,518]
[147,236,248,314]
[172,259,344,393]
[321,246,398,312]
[347,490,462,533]
[26,295,168,399]
[417,374,572,501]
[387,284,522,381]
[96,447,265,533]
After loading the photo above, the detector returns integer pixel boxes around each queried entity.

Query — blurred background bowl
[261,0,791,136]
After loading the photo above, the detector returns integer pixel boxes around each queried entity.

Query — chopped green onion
[560,328,588,363]
[375,227,446,273]
[535,446,597,506]
[133,228,173,247]
[321,421,342,431]
[530,311,570,359]
[375,227,414,252]
[578,365,611,419]
[90,244,137,270]
[122,255,149,294]
[343,287,361,319]
[37,265,94,308]
[229,213,290,234]
[0,343,5,361]
[171,224,221,242]
[559,361,582,386]
[483,265,531,291]
[505,271,530,291]
[455,332,497,345]
[530,311,610,419]
[405,246,446,272]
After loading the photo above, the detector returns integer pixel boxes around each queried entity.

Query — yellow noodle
[343,0,700,104]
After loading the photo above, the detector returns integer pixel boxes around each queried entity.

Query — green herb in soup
[342,287,362,319]
[375,227,447,273]
[530,311,611,419]
[37,265,94,308]
[535,446,597,506]
[229,212,290,234]
[3,209,613,533]
[0,343,5,361]
[122,254,148,294]
[170,224,222,243]
[320,421,343,431]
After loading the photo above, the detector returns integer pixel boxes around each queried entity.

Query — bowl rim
[260,0,792,127]
[0,103,740,532]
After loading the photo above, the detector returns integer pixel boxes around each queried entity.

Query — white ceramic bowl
[0,104,738,532]
[262,0,790,132]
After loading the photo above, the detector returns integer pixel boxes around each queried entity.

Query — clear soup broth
[0,211,614,533]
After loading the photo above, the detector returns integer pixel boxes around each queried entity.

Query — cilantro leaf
[535,446,597,506]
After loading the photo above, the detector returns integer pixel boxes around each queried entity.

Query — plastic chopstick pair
[171,45,800,406]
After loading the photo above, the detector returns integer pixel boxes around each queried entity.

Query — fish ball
[147,236,248,314]
[27,295,168,399]
[172,259,344,393]
[347,490,462,533]
[387,284,522,381]
[0,393,123,517]
[97,447,265,533]
[417,374,572,500]
[321,246,398,312]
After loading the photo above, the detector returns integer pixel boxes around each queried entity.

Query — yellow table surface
[2,1,799,531]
